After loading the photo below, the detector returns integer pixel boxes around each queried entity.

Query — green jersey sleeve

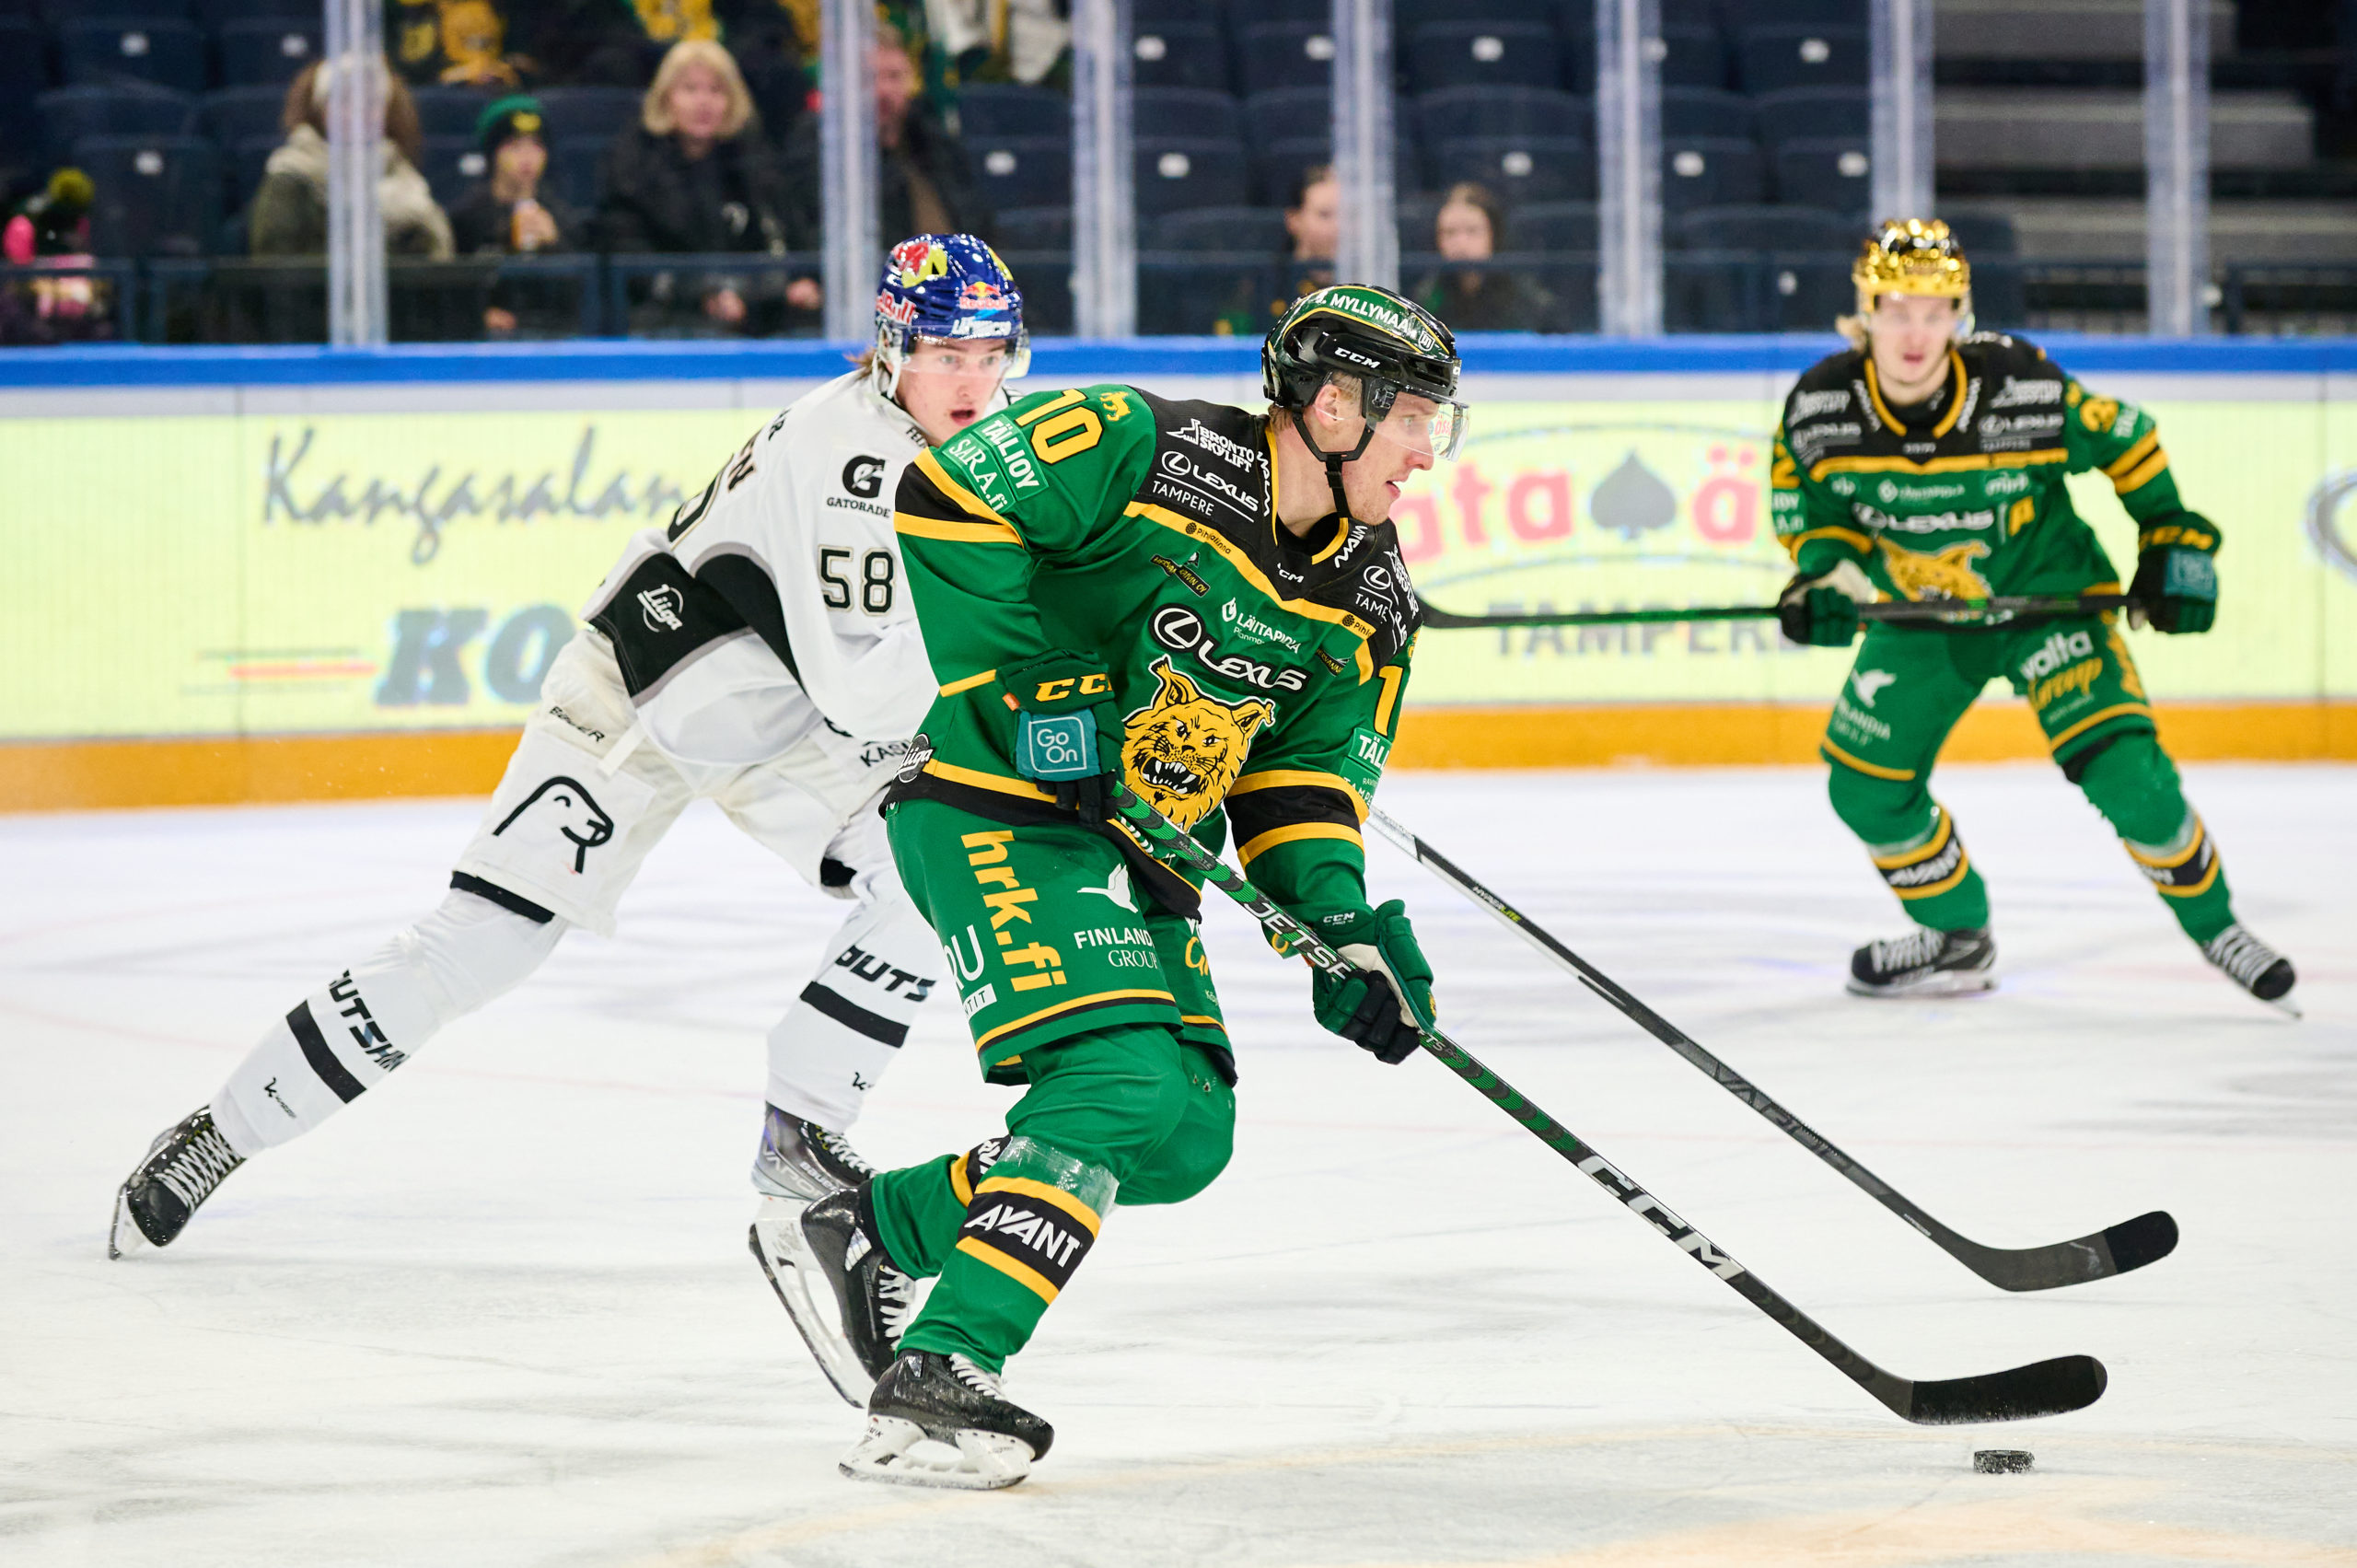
[1224,635,1414,926]
[892,385,1160,689]
[1771,420,1873,577]
[2059,375,2221,556]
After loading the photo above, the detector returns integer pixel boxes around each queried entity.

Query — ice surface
[2,763,2351,1567]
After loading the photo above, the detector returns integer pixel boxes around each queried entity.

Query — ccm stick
[1366,807,2178,1294]
[1106,782,2106,1424]
[1416,593,2133,632]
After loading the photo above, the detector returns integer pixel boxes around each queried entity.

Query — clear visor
[1370,391,1469,462]
[893,332,1029,381]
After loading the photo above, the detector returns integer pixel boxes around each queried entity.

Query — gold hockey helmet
[1852,217,1971,316]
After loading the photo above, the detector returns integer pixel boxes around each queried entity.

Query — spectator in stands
[1,168,116,345]
[784,23,993,253]
[250,59,454,260]
[447,96,581,335]
[1213,163,1336,336]
[1412,181,1562,333]
[389,0,529,89]
[598,39,811,331]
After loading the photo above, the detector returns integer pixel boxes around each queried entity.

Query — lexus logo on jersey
[842,455,886,499]
[1150,605,1204,652]
[638,584,685,633]
[491,775,615,874]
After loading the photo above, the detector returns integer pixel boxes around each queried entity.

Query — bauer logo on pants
[492,775,615,874]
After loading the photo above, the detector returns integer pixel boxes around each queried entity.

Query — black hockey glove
[1309,900,1436,1065]
[1776,561,1875,647]
[2129,517,2219,634]
[1001,648,1120,824]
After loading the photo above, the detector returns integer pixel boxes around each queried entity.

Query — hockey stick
[1416,593,2133,631]
[1106,782,2106,1425]
[1365,807,2178,1295]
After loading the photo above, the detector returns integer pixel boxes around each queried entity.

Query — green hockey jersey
[888,384,1420,927]
[1771,332,2217,610]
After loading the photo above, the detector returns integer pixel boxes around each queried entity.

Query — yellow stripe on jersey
[1237,820,1363,866]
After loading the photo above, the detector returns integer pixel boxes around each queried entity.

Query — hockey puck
[1973,1449,2034,1474]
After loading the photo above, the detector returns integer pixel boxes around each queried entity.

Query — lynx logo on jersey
[1877,537,1992,601]
[491,775,615,874]
[1122,657,1276,830]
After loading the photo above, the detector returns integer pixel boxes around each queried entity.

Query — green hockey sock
[1829,769,1991,931]
[2071,736,2235,942]
[896,1135,1117,1374]
[866,1139,1009,1281]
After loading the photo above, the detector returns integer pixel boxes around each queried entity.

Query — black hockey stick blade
[1108,783,2107,1428]
[1903,1354,2108,1425]
[1368,806,2178,1294]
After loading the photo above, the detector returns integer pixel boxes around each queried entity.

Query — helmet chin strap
[1291,410,1378,525]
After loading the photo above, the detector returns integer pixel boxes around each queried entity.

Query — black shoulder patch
[586,552,750,698]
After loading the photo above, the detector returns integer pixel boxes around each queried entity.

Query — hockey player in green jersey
[762,285,1468,1489]
[1773,218,2297,1011]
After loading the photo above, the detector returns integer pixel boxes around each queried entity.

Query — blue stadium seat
[417,134,488,207]
[59,18,206,93]
[73,133,217,254]
[1941,212,2023,325]
[1244,87,1328,147]
[551,135,605,212]
[1416,86,1588,143]
[410,86,496,139]
[1133,0,1213,20]
[1405,22,1560,95]
[994,204,1071,250]
[1662,87,1752,141]
[1657,24,1726,89]
[1399,0,1557,24]
[1663,136,1765,211]
[1230,0,1329,23]
[39,84,195,165]
[1257,137,1333,205]
[1429,136,1594,204]
[200,84,285,145]
[1394,189,1441,252]
[1130,20,1229,92]
[1135,87,1243,143]
[1506,199,1596,251]
[1234,21,1333,96]
[1135,137,1248,216]
[1719,0,1864,29]
[226,132,276,212]
[953,83,1065,139]
[531,86,642,145]
[1657,0,1719,27]
[0,18,52,170]
[1942,211,2018,256]
[42,0,191,17]
[970,135,1070,213]
[192,0,313,23]
[1151,204,1287,253]
[1734,25,1867,94]
[1771,137,1870,212]
[1671,203,1856,330]
[216,17,319,86]
[1754,87,1867,148]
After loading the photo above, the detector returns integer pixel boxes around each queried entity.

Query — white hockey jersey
[585,369,976,769]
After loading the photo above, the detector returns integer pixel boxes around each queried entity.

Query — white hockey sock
[212,888,566,1156]
[765,876,943,1131]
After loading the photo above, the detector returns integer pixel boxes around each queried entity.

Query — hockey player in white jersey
[110,235,1029,1284]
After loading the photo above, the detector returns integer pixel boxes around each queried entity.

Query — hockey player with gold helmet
[1770,218,2296,1011]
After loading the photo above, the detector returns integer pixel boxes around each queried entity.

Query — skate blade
[1845,970,1998,1000]
[107,1186,149,1260]
[2259,993,2304,1020]
[747,1202,874,1409]
[838,1415,1032,1491]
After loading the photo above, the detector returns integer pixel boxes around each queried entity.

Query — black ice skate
[2200,923,2300,1016]
[839,1350,1053,1491]
[1846,925,1997,998]
[109,1107,245,1259]
[749,1185,919,1405]
[749,1105,876,1200]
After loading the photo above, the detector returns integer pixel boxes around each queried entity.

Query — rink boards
[2,335,2354,807]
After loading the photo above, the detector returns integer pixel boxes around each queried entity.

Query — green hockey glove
[999,648,1120,822]
[2129,535,2218,635]
[1776,560,1875,647]
[1309,899,1436,1066]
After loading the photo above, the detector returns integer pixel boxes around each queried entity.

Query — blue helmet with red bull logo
[872,232,1029,396]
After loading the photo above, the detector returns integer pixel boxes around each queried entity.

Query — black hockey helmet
[1262,284,1466,517]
